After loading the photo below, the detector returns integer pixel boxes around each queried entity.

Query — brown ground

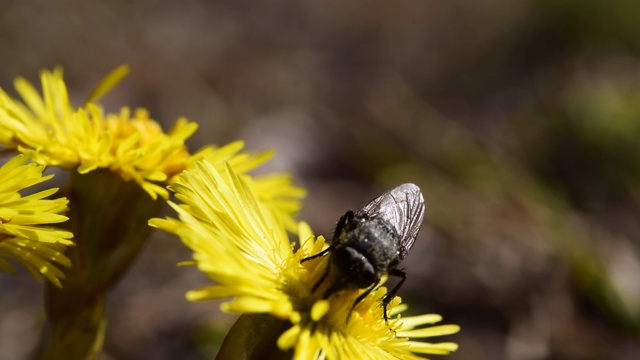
[1,1,640,359]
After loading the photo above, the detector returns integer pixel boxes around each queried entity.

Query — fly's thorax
[331,217,401,289]
[347,217,400,268]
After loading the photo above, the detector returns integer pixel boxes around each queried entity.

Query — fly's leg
[300,210,353,264]
[300,211,357,299]
[300,245,331,263]
[310,258,331,293]
[382,268,407,322]
[329,210,353,246]
[346,278,380,323]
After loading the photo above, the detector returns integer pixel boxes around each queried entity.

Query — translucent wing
[355,183,425,259]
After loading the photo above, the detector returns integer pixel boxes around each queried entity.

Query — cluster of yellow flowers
[0,67,459,359]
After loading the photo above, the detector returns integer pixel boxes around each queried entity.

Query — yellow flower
[150,161,459,359]
[0,66,305,359]
[0,67,281,200]
[0,154,73,287]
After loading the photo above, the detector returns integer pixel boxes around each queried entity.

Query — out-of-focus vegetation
[1,0,640,359]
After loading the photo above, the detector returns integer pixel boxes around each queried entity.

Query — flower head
[0,67,305,359]
[0,154,73,287]
[150,161,459,359]
[0,67,279,200]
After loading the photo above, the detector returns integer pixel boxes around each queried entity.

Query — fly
[301,183,425,322]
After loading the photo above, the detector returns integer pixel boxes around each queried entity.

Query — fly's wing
[356,183,425,259]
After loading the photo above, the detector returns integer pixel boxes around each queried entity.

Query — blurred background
[1,0,640,359]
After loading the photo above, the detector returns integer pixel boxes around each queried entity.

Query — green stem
[34,169,164,359]
[33,294,106,360]
[216,314,292,360]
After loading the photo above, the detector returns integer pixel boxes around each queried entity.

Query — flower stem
[217,314,292,360]
[34,169,164,359]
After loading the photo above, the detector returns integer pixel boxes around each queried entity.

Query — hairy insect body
[302,183,425,322]
[332,218,399,289]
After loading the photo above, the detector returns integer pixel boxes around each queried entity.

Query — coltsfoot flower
[0,67,288,201]
[150,161,459,359]
[0,154,73,287]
